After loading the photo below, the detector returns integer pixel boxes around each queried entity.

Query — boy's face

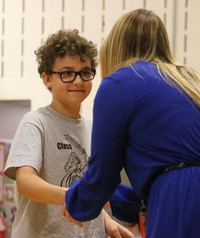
[43,54,93,113]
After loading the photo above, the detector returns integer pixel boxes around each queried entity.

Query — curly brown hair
[34,29,98,76]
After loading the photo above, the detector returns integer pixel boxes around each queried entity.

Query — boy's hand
[103,210,134,238]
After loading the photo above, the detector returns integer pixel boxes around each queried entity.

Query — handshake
[62,200,135,238]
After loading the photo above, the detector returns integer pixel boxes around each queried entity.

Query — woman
[65,9,200,238]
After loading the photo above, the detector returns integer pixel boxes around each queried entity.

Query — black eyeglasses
[50,68,96,83]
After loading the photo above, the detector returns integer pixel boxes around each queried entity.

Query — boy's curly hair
[34,29,98,75]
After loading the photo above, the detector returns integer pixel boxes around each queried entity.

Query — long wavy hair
[100,9,200,106]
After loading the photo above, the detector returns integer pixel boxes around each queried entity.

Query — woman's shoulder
[110,61,156,78]
[121,60,156,74]
[106,61,157,86]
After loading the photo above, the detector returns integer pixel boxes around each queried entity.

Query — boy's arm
[16,166,66,205]
[102,210,133,238]
[123,222,140,236]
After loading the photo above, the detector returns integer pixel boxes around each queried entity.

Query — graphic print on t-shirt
[60,134,88,187]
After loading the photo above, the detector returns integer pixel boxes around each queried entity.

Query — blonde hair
[100,9,200,106]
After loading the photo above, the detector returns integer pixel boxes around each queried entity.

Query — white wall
[0,0,200,119]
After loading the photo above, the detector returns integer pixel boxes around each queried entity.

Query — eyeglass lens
[61,69,95,82]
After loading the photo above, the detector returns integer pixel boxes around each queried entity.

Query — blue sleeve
[110,184,141,224]
[66,75,134,221]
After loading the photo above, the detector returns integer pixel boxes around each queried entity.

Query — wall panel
[64,0,83,30]
[0,0,199,118]
[125,0,145,9]
[186,0,200,70]
[2,0,22,79]
[43,0,63,37]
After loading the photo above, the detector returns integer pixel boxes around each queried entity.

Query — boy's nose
[72,74,83,86]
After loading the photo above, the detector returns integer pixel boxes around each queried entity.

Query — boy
[4,29,133,238]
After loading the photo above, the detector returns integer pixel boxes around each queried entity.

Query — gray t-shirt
[4,106,107,238]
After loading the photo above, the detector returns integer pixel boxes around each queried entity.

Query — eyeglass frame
[50,68,96,83]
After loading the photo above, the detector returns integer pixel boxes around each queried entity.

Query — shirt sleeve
[66,75,135,221]
[4,113,44,180]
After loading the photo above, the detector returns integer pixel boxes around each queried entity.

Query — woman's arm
[66,75,134,221]
[109,184,141,224]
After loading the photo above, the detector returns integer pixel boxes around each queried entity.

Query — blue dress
[66,61,200,238]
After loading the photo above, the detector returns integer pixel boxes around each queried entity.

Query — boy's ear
[41,72,52,90]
